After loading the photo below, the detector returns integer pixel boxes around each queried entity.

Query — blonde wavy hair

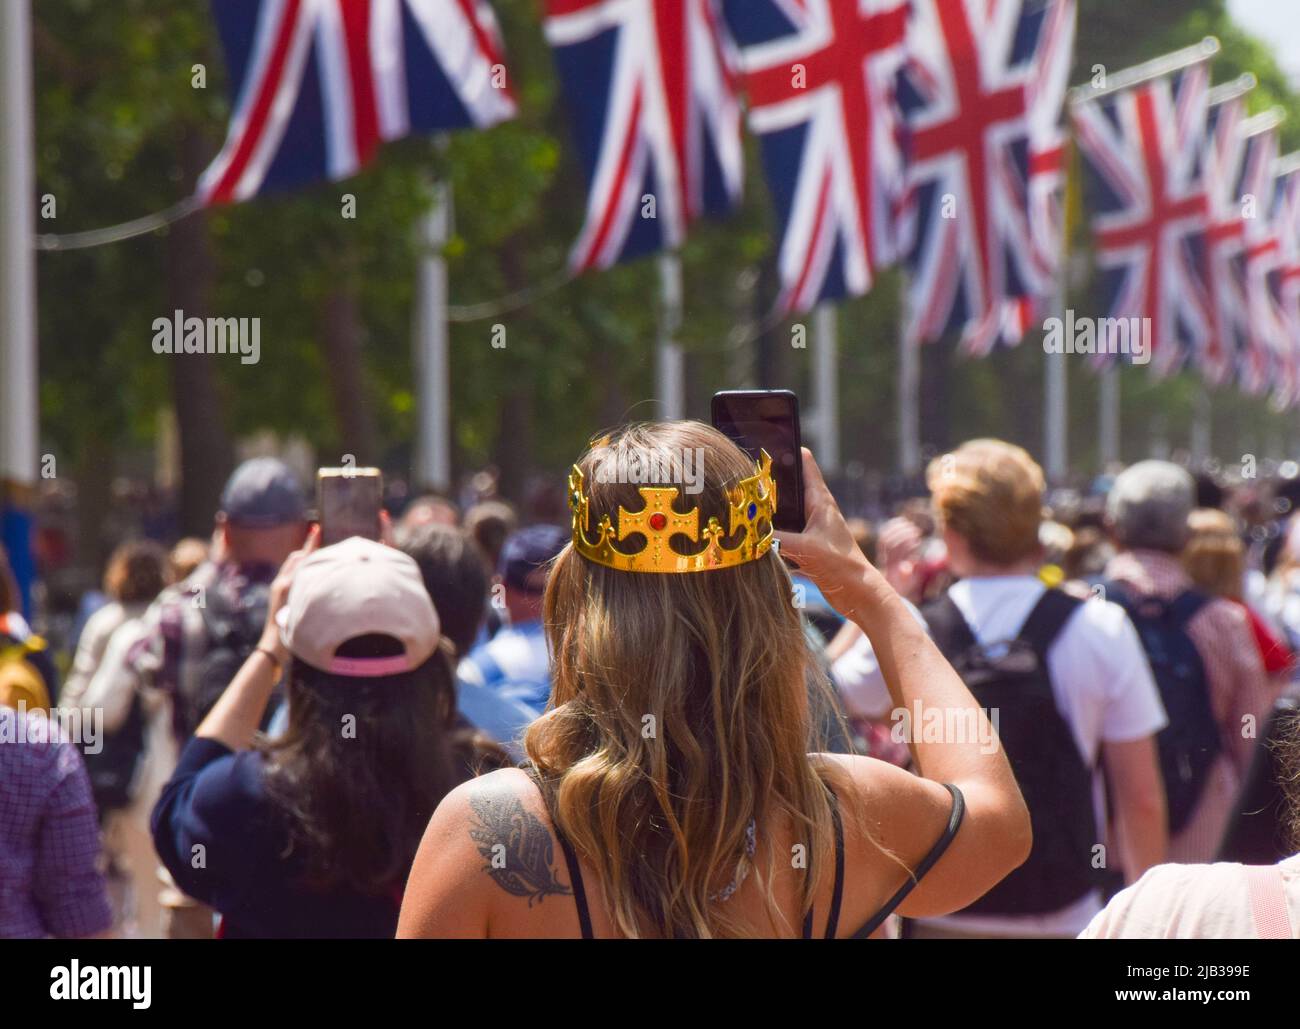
[523,421,845,938]
[928,439,1044,566]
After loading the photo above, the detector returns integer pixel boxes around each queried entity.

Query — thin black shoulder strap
[552,822,594,940]
[850,783,966,939]
[825,787,846,939]
[522,763,594,939]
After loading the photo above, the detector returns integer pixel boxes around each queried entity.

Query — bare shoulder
[399,767,574,937]
[460,769,577,908]
[439,766,545,823]
[814,752,951,808]
[422,766,560,884]
[812,752,956,866]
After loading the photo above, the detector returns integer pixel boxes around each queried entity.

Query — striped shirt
[0,706,112,938]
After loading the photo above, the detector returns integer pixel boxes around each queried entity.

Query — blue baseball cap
[219,457,308,528]
[498,524,568,593]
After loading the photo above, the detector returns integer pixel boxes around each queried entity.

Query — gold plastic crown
[568,450,776,573]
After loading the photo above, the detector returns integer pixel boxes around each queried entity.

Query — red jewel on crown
[649,512,668,531]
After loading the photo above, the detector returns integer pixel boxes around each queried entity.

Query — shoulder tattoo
[468,791,573,906]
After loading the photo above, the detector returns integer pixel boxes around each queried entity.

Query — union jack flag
[1276,155,1300,407]
[1023,0,1075,309]
[1238,117,1287,396]
[544,0,745,273]
[725,0,910,314]
[198,0,515,206]
[898,0,1071,354]
[1071,60,1213,375]
[1201,87,1251,386]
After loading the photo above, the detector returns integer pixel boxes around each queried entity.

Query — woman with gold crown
[398,421,1031,938]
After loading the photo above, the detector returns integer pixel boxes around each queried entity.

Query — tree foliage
[32,0,1300,519]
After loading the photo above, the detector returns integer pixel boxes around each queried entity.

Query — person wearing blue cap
[90,457,311,744]
[84,456,309,938]
[458,524,568,716]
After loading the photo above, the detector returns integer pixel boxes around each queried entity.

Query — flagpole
[1241,108,1287,137]
[1044,138,1075,485]
[1,0,38,616]
[657,253,685,420]
[1208,73,1256,107]
[811,302,839,473]
[1191,386,1211,464]
[1068,37,1219,107]
[1044,326,1067,483]
[898,289,921,477]
[1099,363,1120,469]
[413,178,452,493]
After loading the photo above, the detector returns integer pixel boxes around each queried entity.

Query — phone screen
[317,468,383,547]
[711,390,806,532]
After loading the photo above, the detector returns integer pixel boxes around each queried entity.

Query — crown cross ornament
[568,451,777,573]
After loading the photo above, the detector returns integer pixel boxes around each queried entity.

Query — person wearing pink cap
[151,529,503,938]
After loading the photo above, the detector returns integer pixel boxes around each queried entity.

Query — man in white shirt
[834,440,1168,938]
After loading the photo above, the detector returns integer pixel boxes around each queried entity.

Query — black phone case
[710,389,806,533]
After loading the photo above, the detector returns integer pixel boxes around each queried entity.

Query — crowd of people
[3,424,1299,938]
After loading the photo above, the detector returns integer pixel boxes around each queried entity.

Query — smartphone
[710,389,806,532]
[317,467,383,547]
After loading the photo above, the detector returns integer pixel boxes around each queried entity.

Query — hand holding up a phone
[773,448,894,623]
[259,523,321,661]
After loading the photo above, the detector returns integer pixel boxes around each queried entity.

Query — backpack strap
[1097,577,1132,612]
[1166,588,1209,628]
[1016,588,1083,658]
[922,593,980,662]
[925,587,1080,663]
[1102,579,1208,630]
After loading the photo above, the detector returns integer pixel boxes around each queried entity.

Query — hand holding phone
[769,448,886,618]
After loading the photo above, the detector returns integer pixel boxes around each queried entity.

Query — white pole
[898,316,921,475]
[728,267,759,389]
[812,302,839,473]
[1044,153,1074,485]
[1,0,38,613]
[657,253,684,420]
[1191,387,1211,465]
[1099,364,1120,468]
[1044,241,1068,483]
[1069,37,1219,106]
[1150,413,1169,461]
[1044,348,1067,482]
[413,180,451,492]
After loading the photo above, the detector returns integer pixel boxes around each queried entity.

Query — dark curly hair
[257,633,506,895]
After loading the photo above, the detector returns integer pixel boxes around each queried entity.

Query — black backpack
[82,692,146,814]
[1100,581,1218,835]
[923,588,1098,915]
[185,577,271,738]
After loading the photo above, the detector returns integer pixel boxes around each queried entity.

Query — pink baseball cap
[279,536,440,677]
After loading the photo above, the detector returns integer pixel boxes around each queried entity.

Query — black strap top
[549,782,966,939]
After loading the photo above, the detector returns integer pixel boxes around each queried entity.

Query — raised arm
[775,449,1031,913]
